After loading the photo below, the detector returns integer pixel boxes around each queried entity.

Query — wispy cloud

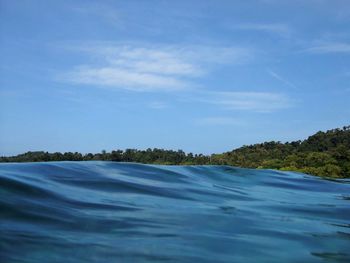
[267,69,297,89]
[59,43,253,92]
[200,91,293,113]
[148,101,168,109]
[65,66,189,92]
[195,117,243,126]
[304,42,350,54]
[71,3,121,27]
[58,43,292,113]
[234,23,291,38]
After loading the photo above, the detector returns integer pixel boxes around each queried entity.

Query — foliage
[1,126,349,178]
[213,126,350,178]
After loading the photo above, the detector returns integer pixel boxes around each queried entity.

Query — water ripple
[0,161,349,262]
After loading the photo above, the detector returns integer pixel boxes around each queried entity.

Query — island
[1,126,349,178]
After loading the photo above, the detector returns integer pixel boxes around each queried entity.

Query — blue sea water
[0,162,349,263]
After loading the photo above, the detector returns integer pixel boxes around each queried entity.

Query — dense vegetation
[1,126,349,178]
[212,126,350,178]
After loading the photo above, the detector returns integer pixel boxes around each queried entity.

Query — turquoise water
[0,161,349,262]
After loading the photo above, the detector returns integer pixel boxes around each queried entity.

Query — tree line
[1,126,349,178]
[0,149,210,165]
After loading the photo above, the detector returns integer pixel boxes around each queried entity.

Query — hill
[212,126,350,178]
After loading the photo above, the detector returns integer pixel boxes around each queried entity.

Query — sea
[1,161,349,262]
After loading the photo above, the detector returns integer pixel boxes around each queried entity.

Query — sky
[0,0,350,156]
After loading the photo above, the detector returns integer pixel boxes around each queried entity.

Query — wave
[1,161,349,262]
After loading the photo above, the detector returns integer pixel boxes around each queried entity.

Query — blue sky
[0,0,349,155]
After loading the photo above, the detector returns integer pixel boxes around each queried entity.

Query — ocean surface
[0,161,349,263]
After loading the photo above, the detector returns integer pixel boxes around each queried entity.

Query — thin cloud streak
[267,69,297,89]
[71,3,121,27]
[304,42,350,54]
[199,91,293,113]
[195,117,244,126]
[148,101,168,109]
[234,23,292,38]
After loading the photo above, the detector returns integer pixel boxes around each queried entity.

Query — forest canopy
[1,126,349,178]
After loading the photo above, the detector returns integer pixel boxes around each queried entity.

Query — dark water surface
[1,161,349,262]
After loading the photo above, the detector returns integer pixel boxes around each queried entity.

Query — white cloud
[200,91,293,112]
[107,47,202,76]
[57,43,293,113]
[60,43,253,92]
[65,66,188,92]
[304,42,350,54]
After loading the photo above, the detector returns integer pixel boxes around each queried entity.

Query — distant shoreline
[1,126,349,178]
